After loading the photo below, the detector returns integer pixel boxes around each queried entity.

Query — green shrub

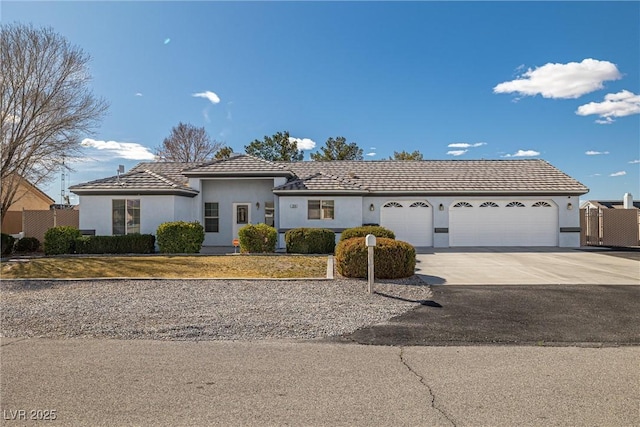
[156,221,204,253]
[238,223,277,253]
[285,228,335,254]
[75,234,155,254]
[14,237,40,253]
[339,225,395,242]
[335,237,416,279]
[44,226,82,255]
[1,233,15,257]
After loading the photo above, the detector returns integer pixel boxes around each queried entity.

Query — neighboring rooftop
[581,200,640,209]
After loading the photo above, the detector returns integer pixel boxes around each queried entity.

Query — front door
[232,203,250,240]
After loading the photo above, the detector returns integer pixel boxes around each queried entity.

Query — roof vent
[348,171,358,179]
[623,192,633,209]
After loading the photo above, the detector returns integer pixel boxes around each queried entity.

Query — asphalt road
[339,285,640,346]
[1,339,638,426]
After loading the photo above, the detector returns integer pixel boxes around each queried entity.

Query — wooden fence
[19,209,79,243]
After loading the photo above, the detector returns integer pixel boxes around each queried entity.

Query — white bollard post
[365,234,377,294]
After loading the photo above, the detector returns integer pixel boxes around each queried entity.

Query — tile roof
[69,167,199,197]
[274,172,366,192]
[129,162,203,185]
[277,159,588,194]
[71,157,589,196]
[183,155,292,176]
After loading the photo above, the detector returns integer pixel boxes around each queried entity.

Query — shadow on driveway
[336,285,640,347]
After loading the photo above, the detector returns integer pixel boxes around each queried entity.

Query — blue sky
[4,1,639,204]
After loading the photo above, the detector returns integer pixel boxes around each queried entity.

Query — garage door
[380,201,432,246]
[449,200,558,246]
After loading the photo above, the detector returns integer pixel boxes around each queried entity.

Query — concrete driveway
[415,247,639,285]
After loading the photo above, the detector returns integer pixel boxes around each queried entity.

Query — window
[506,201,525,207]
[480,202,499,207]
[236,205,248,224]
[383,202,403,208]
[112,199,140,235]
[453,202,473,208]
[308,200,334,220]
[204,202,219,232]
[264,202,274,227]
[532,201,552,207]
[410,202,429,208]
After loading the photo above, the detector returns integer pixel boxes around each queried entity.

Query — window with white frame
[308,200,334,220]
[204,202,219,232]
[112,199,140,235]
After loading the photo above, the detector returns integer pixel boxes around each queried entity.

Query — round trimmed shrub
[335,237,416,279]
[14,237,40,253]
[285,228,335,254]
[238,223,277,253]
[156,221,204,253]
[339,225,395,242]
[44,226,82,255]
[1,233,15,257]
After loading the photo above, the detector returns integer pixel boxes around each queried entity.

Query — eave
[70,188,199,198]
[182,171,293,178]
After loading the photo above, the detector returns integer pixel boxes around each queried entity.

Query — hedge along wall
[285,228,336,254]
[75,234,155,254]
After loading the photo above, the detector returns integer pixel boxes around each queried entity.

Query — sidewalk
[2,338,638,426]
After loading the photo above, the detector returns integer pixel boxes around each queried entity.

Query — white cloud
[288,137,316,151]
[629,160,640,164]
[366,152,377,157]
[589,173,602,177]
[576,90,640,124]
[448,142,487,148]
[609,171,626,177]
[585,150,609,155]
[80,138,155,160]
[134,92,143,97]
[501,149,540,158]
[447,150,467,156]
[493,59,621,99]
[192,91,221,104]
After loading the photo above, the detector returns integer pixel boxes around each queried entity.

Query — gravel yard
[1,278,432,341]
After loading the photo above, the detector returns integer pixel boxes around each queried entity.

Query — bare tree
[1,23,108,219]
[155,122,223,162]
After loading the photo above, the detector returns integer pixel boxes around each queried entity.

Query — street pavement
[1,338,638,426]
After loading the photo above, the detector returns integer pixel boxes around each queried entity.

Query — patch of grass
[0,255,328,279]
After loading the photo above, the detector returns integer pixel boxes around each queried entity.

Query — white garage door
[380,201,433,246]
[449,200,558,247]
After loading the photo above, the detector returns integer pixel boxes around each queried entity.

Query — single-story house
[69,155,588,248]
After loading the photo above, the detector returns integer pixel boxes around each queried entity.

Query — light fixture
[369,203,375,211]
[567,202,573,210]
[439,203,444,211]
[256,202,260,210]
